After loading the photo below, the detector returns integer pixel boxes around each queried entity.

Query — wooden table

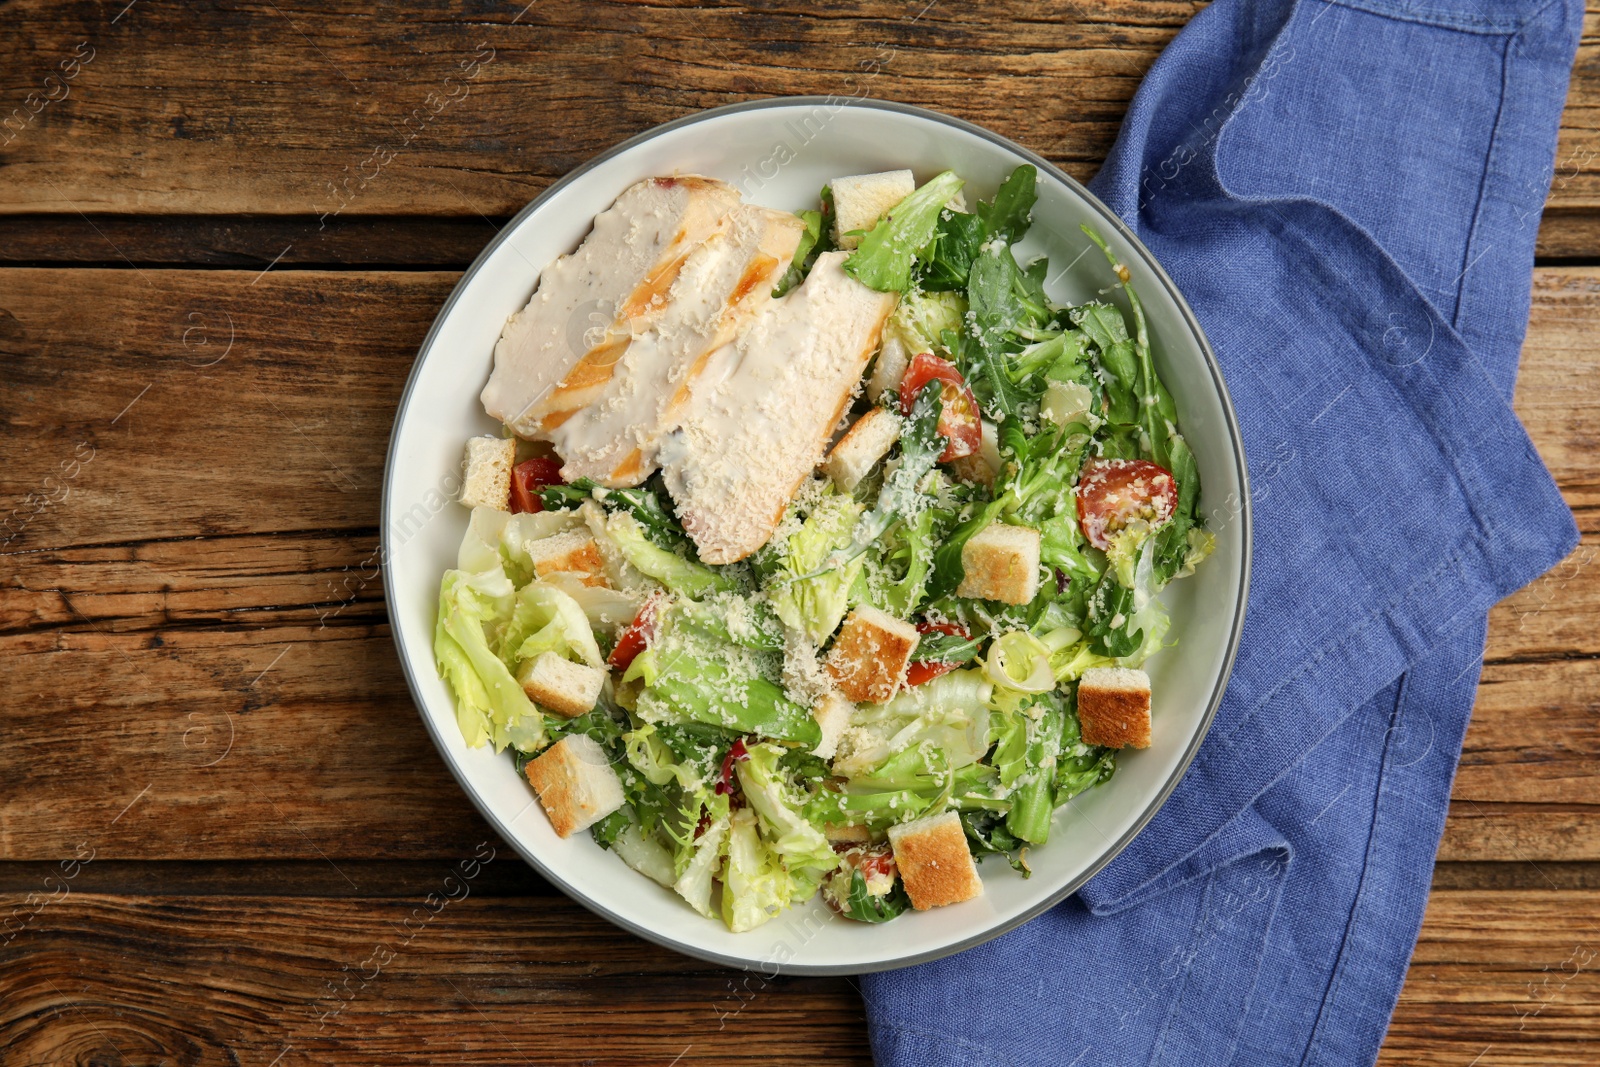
[2,3,1595,1063]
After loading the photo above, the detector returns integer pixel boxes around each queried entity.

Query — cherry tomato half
[905,660,960,687]
[607,591,664,671]
[899,352,982,463]
[509,456,565,514]
[1074,457,1179,550]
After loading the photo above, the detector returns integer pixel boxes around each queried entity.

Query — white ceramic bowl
[383,98,1250,975]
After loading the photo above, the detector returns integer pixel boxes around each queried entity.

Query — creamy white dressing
[545,204,803,486]
[479,176,741,437]
[659,251,898,563]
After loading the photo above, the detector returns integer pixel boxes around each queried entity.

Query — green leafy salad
[435,165,1213,932]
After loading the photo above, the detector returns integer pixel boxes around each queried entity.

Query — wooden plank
[1457,660,1600,808]
[0,0,1178,216]
[0,214,504,268]
[1380,891,1600,1066]
[0,268,449,546]
[0,887,1590,1065]
[3,266,1598,862]
[4,0,1594,247]
[0,891,872,1066]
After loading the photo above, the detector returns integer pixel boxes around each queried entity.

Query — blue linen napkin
[863,1,1582,1063]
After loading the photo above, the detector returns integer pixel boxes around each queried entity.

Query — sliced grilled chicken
[544,205,805,486]
[659,251,899,564]
[480,175,741,437]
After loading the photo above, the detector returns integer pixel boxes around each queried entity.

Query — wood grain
[1380,891,1600,1067]
[0,887,1590,1067]
[0,0,1596,252]
[0,0,1179,214]
[3,265,1597,862]
[0,890,873,1066]
[0,4,1596,1061]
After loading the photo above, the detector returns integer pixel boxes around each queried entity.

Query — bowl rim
[381,94,1253,976]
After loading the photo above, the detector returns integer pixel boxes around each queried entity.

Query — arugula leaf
[539,476,690,550]
[589,808,630,849]
[1073,302,1140,428]
[977,164,1038,243]
[961,231,1062,418]
[839,868,912,923]
[1083,570,1142,658]
[919,209,986,292]
[845,171,966,293]
[871,505,944,617]
[1056,707,1117,803]
[960,810,1031,875]
[912,629,985,665]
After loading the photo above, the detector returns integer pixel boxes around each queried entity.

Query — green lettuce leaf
[845,171,966,293]
[720,807,793,932]
[769,486,866,645]
[434,567,543,752]
[598,510,737,598]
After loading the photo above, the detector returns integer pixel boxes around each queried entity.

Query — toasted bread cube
[1077,666,1152,749]
[824,605,919,704]
[517,651,605,718]
[823,408,902,492]
[957,522,1041,605]
[887,810,983,910]
[524,734,624,838]
[527,530,609,587]
[459,436,517,511]
[832,170,916,250]
[811,690,856,760]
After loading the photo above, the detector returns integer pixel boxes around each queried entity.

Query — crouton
[823,408,902,491]
[516,651,605,718]
[831,169,916,250]
[887,810,983,910]
[811,690,856,760]
[824,605,919,704]
[524,734,625,838]
[1077,666,1152,749]
[526,530,609,587]
[459,436,517,511]
[957,522,1041,605]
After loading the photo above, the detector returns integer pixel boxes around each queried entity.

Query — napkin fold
[864,0,1581,1062]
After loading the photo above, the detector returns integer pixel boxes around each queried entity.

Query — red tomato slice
[905,660,960,687]
[854,847,897,882]
[1074,457,1179,550]
[607,592,664,671]
[509,456,565,514]
[899,352,982,462]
